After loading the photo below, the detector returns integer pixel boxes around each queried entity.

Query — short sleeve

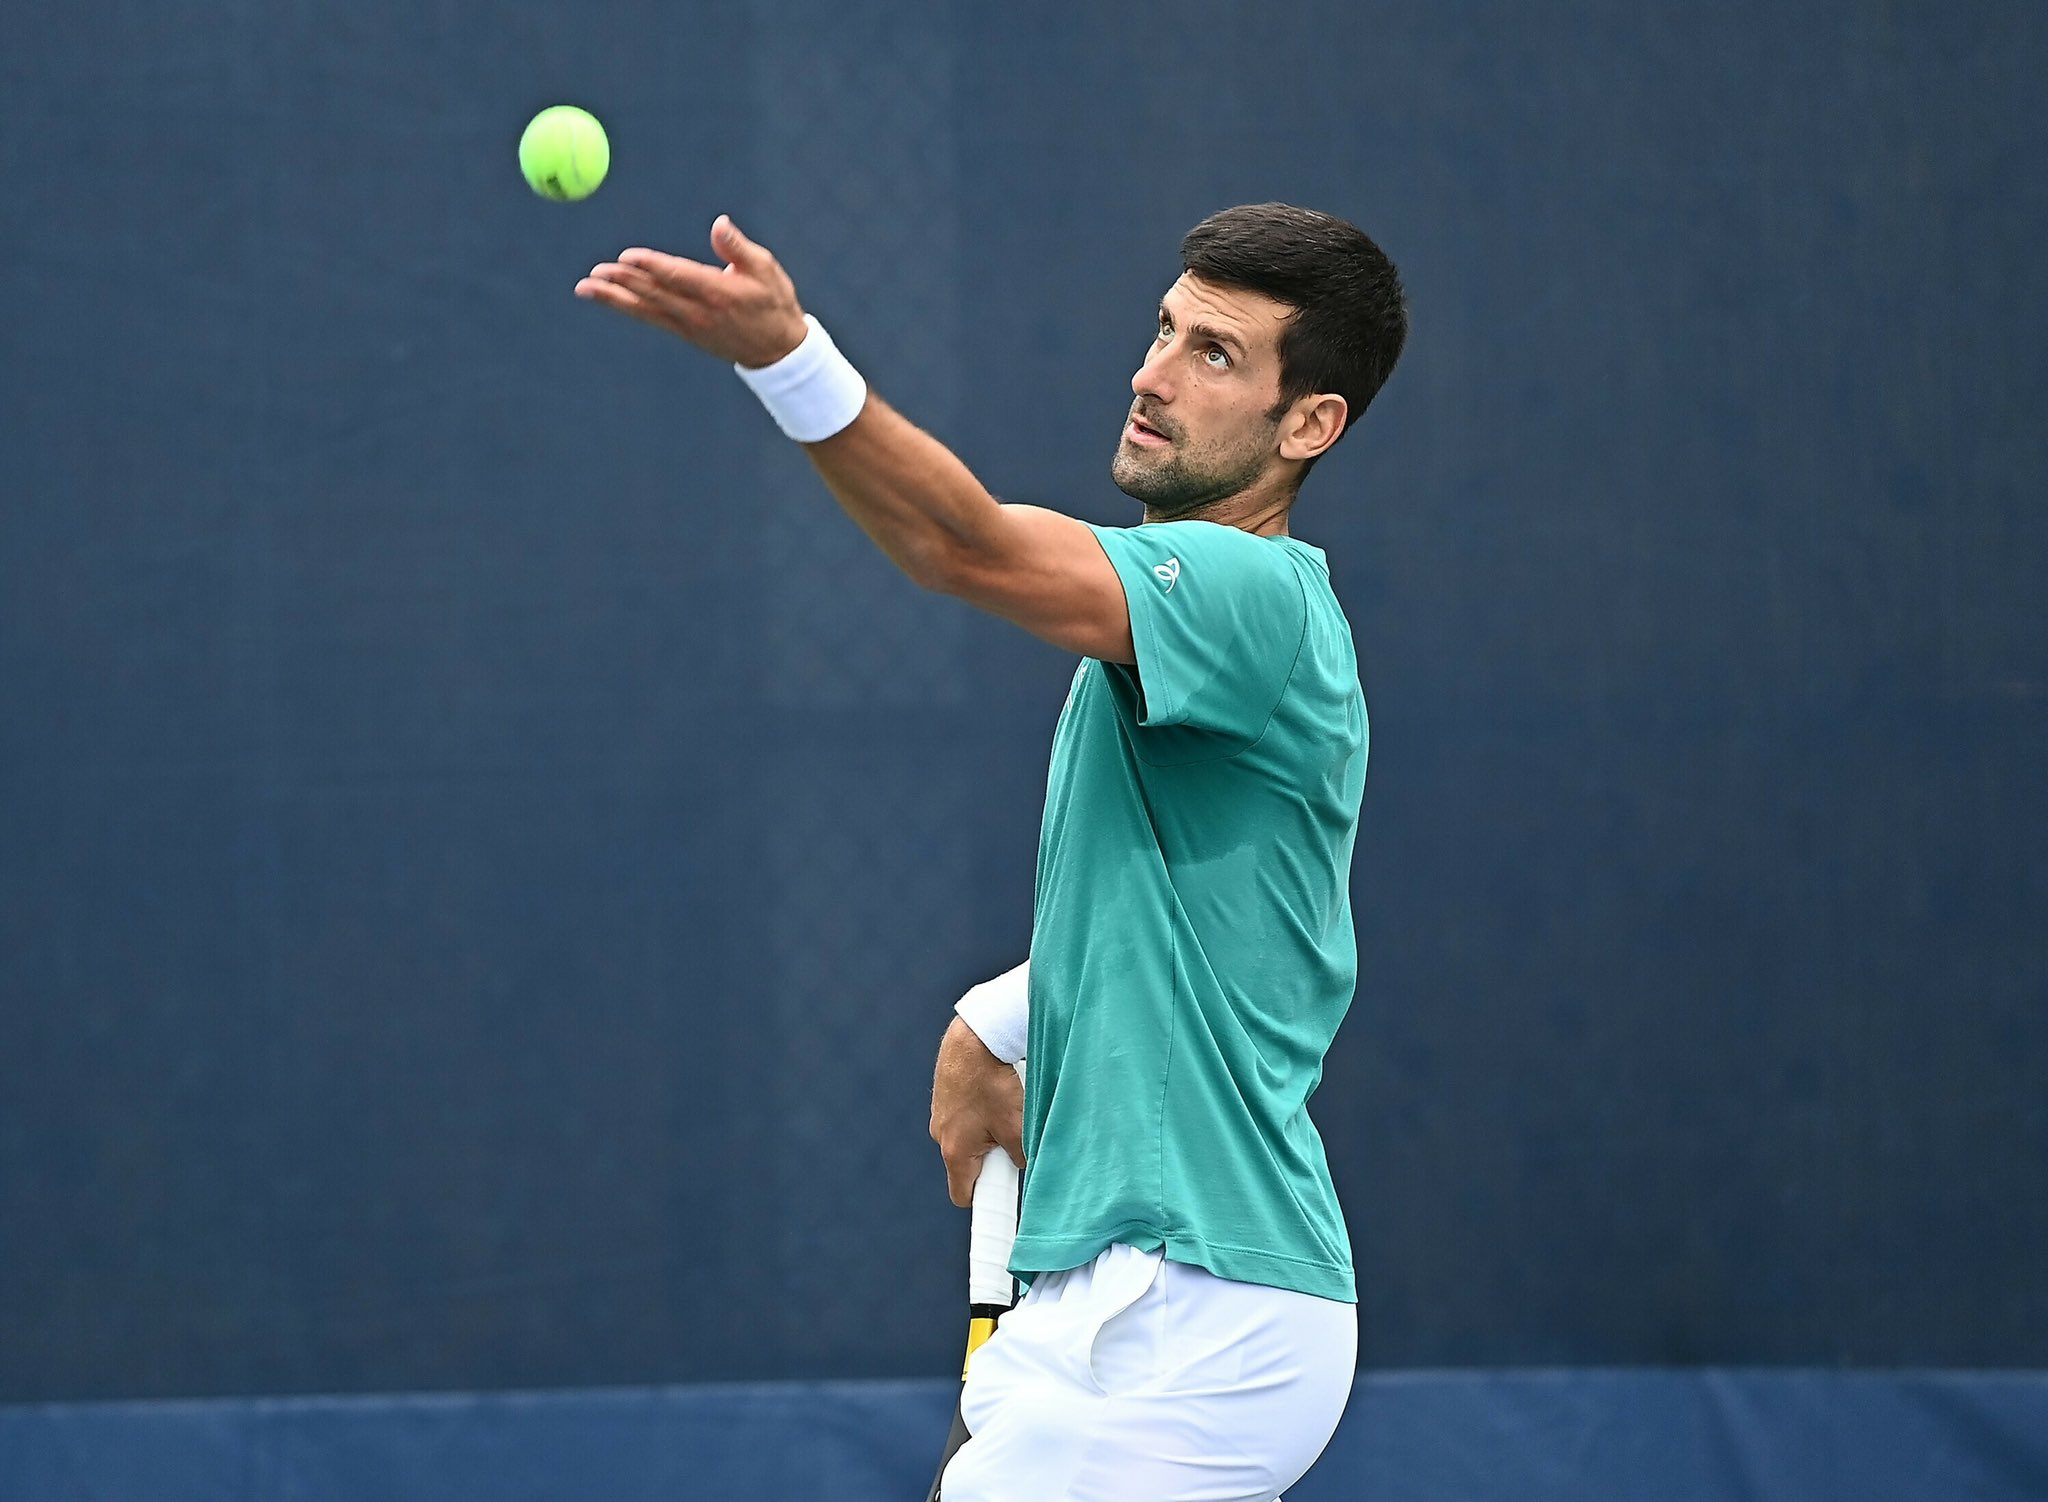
[1087,520,1308,745]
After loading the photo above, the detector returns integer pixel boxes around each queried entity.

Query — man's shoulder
[1097,519,1305,596]
[1133,518,1289,554]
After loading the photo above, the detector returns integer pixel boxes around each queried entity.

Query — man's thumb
[712,214,768,270]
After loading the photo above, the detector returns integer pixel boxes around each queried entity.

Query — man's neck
[1144,488,1295,537]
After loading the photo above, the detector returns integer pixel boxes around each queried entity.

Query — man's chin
[1110,468,1161,507]
[1113,475,1212,520]
[1110,449,1173,502]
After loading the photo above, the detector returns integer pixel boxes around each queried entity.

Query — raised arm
[576,217,1134,663]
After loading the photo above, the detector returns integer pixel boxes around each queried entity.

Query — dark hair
[1179,203,1408,461]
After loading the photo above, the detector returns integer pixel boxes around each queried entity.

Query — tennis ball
[519,105,609,202]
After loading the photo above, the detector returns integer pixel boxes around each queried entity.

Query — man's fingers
[577,263,711,340]
[575,277,683,336]
[943,1148,982,1209]
[582,231,801,365]
[574,275,654,318]
[618,246,724,299]
[581,261,666,300]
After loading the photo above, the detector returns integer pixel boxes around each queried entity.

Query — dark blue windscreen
[1,0,2043,1399]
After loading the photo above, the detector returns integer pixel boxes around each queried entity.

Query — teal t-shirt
[1013,518,1368,1303]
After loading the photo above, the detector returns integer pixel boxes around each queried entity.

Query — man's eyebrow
[1158,303,1248,358]
[1187,320,1247,357]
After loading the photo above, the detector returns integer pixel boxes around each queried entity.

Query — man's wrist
[732,313,867,443]
[954,960,1029,1065]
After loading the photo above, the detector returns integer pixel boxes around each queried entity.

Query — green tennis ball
[519,105,609,202]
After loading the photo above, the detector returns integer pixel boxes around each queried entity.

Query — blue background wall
[3,0,2044,1418]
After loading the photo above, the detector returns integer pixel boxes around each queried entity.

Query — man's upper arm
[937,503,1136,663]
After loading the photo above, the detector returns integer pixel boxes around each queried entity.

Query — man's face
[1111,273,1295,516]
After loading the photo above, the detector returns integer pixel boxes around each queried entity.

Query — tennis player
[577,202,1406,1501]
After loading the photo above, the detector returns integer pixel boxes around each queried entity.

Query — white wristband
[733,314,868,443]
[955,960,1030,1065]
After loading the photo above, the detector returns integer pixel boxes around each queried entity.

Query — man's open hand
[930,1016,1025,1207]
[575,215,809,368]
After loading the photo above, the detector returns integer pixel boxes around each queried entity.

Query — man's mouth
[1124,413,1171,447]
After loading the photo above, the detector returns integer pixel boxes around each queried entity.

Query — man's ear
[1278,393,1349,463]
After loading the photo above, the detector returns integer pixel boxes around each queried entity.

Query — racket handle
[966,1061,1025,1310]
[966,1147,1019,1307]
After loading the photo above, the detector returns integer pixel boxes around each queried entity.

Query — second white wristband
[733,314,868,443]
[955,960,1031,1066]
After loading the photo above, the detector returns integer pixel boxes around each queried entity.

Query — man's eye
[1156,321,1172,342]
[1204,346,1231,368]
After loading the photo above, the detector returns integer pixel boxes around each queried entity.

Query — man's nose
[1132,342,1172,401]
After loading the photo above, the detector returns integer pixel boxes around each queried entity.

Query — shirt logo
[1153,557,1182,593]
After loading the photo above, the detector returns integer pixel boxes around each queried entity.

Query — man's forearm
[802,394,1009,593]
[573,230,1130,659]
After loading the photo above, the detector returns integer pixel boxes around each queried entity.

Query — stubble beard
[1110,420,1275,521]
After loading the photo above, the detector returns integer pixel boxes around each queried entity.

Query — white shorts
[940,1243,1356,1502]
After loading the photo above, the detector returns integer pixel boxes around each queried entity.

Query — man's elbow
[907,536,991,600]
[899,539,958,596]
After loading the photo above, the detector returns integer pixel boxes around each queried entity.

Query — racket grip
[966,1148,1020,1308]
[965,1061,1025,1310]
